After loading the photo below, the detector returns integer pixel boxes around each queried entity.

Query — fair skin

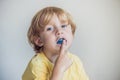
[36,14,73,80]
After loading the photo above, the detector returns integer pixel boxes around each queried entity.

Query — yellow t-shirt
[22,52,89,80]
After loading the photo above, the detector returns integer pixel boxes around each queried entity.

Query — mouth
[57,38,64,44]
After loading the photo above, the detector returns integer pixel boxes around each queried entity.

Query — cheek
[69,35,73,43]
[66,33,73,43]
[43,35,55,44]
[67,29,73,38]
[66,26,73,34]
[41,33,51,41]
[41,35,48,44]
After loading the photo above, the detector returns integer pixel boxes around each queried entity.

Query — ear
[34,37,44,47]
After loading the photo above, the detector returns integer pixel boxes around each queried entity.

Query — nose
[55,28,63,36]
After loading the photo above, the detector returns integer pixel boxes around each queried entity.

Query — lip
[56,37,65,42]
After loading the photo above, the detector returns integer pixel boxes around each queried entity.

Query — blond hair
[27,6,76,52]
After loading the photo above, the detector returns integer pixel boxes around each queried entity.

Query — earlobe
[34,37,44,47]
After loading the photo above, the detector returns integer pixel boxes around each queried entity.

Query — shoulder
[25,52,50,74]
[68,52,81,62]
[67,52,84,67]
[30,53,45,65]
[29,52,49,68]
[24,52,52,76]
[22,52,51,80]
[68,52,89,79]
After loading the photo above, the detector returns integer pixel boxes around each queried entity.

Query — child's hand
[50,40,72,80]
[55,40,73,72]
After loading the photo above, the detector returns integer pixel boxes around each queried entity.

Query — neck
[43,50,59,63]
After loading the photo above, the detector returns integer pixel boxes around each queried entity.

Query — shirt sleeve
[22,58,49,80]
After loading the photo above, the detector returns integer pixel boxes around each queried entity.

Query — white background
[0,0,120,80]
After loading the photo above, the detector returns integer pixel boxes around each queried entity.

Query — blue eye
[61,25,67,28]
[46,27,54,31]
[47,27,52,31]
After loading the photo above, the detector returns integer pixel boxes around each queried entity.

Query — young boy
[22,6,89,80]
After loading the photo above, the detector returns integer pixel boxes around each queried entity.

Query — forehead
[48,14,68,25]
[45,12,69,25]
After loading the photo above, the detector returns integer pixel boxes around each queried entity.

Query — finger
[59,40,66,55]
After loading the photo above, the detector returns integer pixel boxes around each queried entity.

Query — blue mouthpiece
[57,38,64,44]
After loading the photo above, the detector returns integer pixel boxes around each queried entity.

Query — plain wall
[0,0,120,80]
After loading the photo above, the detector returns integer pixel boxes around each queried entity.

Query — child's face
[39,14,73,54]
